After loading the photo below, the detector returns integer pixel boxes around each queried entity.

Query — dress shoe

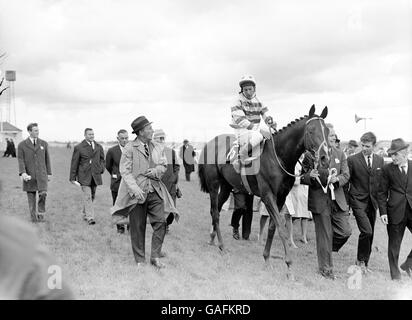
[88,219,96,225]
[150,258,166,269]
[233,228,240,240]
[37,214,45,222]
[159,251,167,258]
[400,262,412,277]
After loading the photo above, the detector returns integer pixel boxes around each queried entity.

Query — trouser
[387,203,412,280]
[353,198,376,266]
[27,191,47,222]
[312,199,352,272]
[235,128,266,159]
[129,191,166,263]
[81,180,97,221]
[231,192,254,239]
[185,172,191,181]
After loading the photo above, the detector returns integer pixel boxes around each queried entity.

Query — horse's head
[304,105,330,169]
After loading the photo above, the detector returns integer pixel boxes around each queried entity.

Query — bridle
[269,116,329,178]
[304,116,330,170]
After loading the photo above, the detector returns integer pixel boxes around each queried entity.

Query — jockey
[230,74,277,165]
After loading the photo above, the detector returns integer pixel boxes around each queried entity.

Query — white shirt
[363,153,373,168]
[399,162,408,174]
[29,137,37,146]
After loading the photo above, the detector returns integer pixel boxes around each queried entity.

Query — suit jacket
[301,147,350,213]
[347,152,384,210]
[111,139,179,219]
[378,160,412,225]
[69,140,105,186]
[161,146,180,196]
[17,138,52,192]
[105,144,122,192]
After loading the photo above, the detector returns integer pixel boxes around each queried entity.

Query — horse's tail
[198,163,209,193]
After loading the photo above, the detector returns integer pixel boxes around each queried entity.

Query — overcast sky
[0,0,411,143]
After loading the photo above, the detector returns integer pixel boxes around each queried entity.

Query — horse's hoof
[218,245,226,253]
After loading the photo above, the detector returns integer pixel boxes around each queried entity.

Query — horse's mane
[274,115,308,136]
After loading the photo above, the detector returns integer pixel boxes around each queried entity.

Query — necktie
[367,156,371,169]
[144,144,149,158]
[33,139,36,147]
[401,165,407,175]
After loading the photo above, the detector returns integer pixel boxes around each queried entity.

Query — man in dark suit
[70,128,105,225]
[17,123,52,222]
[153,129,180,233]
[106,129,129,233]
[3,138,10,157]
[301,124,351,279]
[179,139,196,181]
[378,138,412,280]
[347,132,384,273]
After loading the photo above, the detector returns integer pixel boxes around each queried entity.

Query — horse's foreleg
[262,195,294,280]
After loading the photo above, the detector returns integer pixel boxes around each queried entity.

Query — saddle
[226,138,264,175]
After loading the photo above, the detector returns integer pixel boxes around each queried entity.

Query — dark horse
[198,105,330,279]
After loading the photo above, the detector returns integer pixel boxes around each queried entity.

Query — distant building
[0,121,22,151]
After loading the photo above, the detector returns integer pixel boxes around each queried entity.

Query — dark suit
[17,138,52,222]
[69,140,105,221]
[106,144,128,232]
[378,160,412,279]
[105,145,122,204]
[348,152,384,266]
[301,147,352,273]
[69,140,105,186]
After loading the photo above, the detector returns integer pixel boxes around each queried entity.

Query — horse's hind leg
[217,181,232,212]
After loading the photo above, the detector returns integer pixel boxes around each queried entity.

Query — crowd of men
[14,121,195,270]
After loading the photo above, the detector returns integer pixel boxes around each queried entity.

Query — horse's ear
[309,104,315,117]
[320,106,328,119]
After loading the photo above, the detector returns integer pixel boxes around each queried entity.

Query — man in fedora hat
[346,140,359,157]
[378,138,412,280]
[111,116,179,269]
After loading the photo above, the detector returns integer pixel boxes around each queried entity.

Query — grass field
[1,147,411,300]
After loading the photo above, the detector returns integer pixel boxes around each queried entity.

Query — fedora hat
[131,116,152,134]
[387,138,409,156]
[348,140,358,147]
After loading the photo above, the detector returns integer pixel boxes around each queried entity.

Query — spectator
[69,128,105,225]
[153,129,181,233]
[106,129,129,233]
[378,138,412,280]
[345,140,359,157]
[179,139,196,181]
[111,116,178,269]
[17,123,52,223]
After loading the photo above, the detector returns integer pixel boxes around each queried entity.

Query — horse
[198,104,330,279]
